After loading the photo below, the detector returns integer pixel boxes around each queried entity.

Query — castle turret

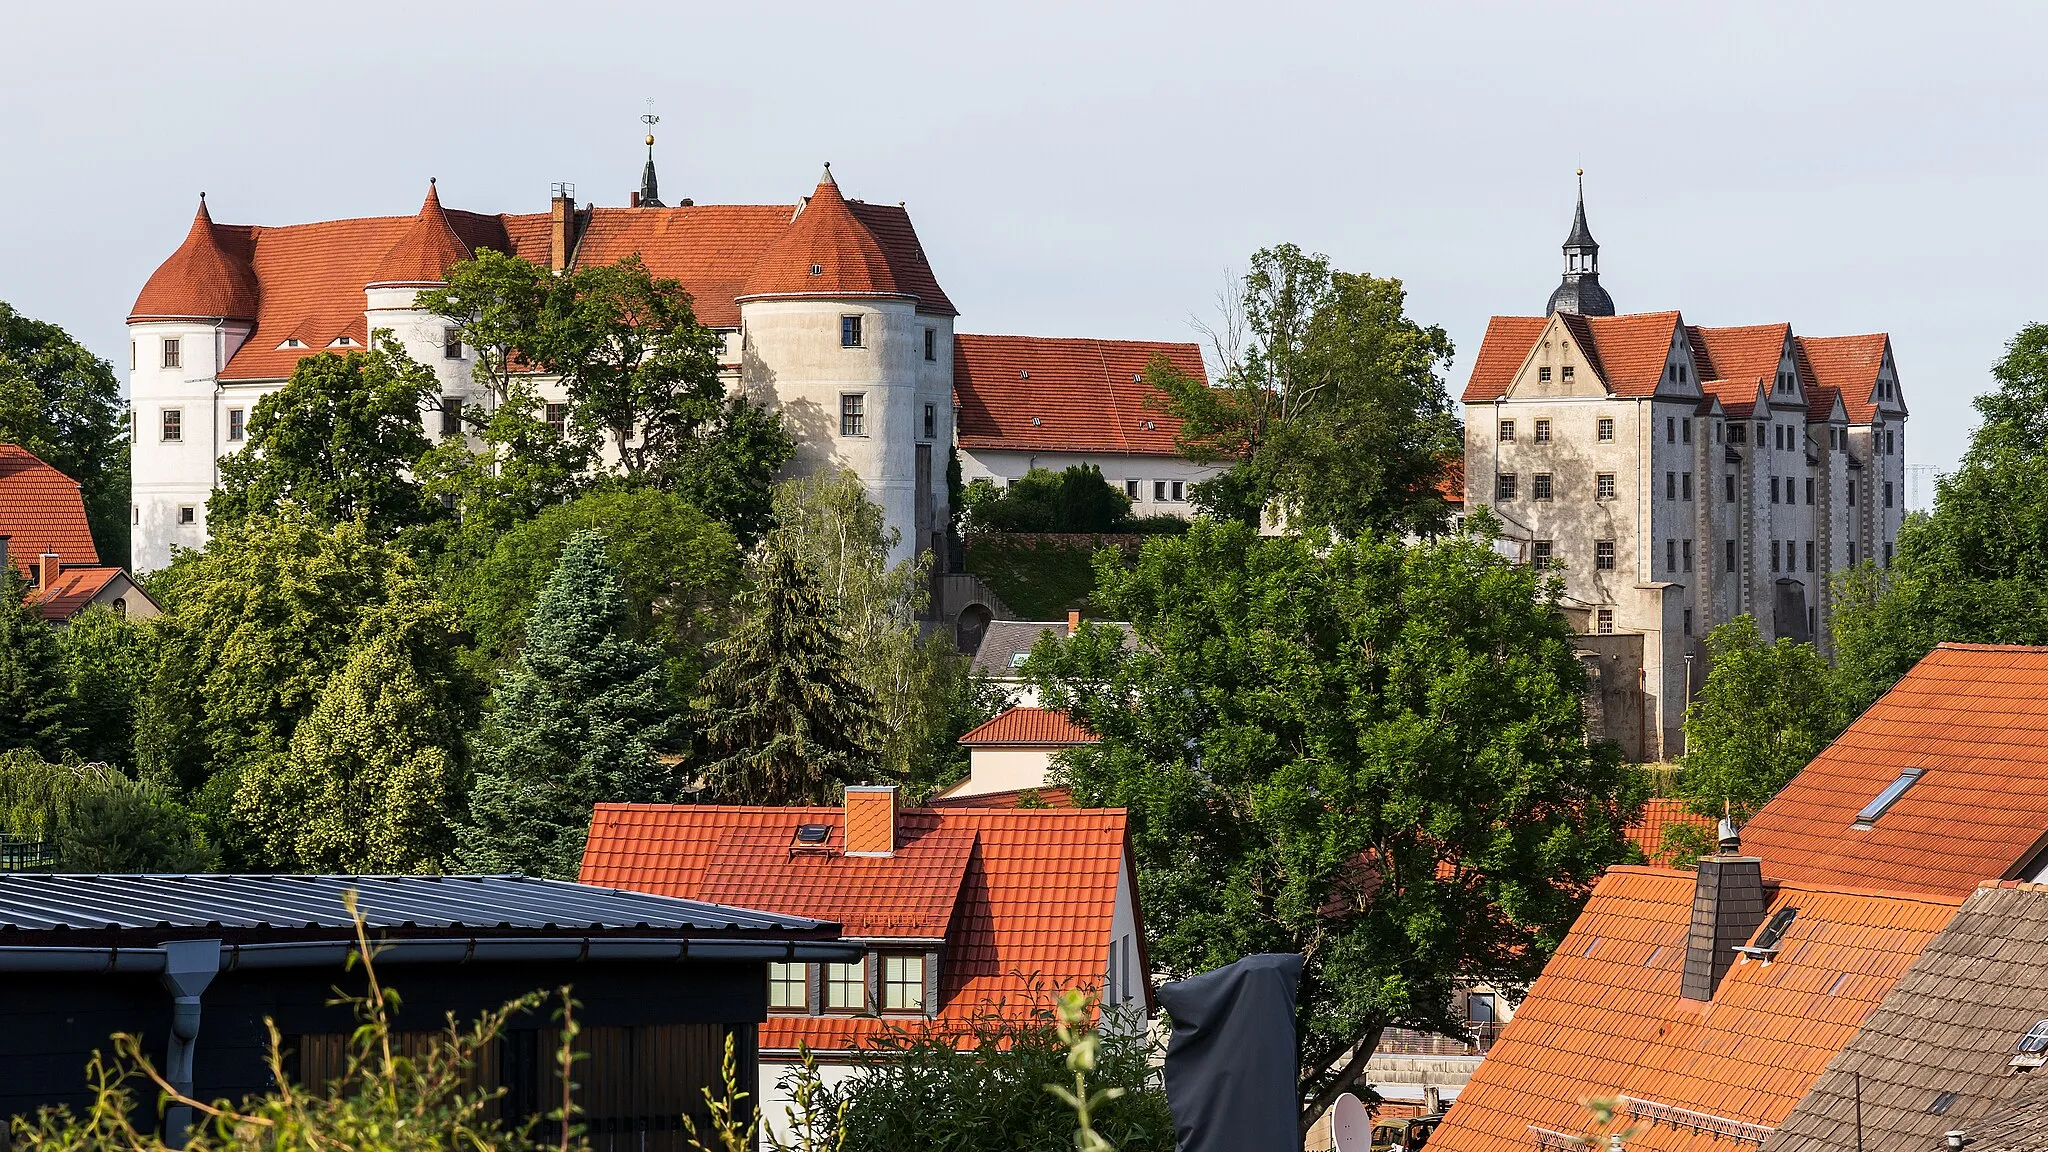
[365,179,475,414]
[1546,171,1617,317]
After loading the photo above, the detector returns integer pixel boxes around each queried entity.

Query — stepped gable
[953,334,1204,455]
[1742,644,2048,898]
[1795,334,1896,423]
[366,180,473,288]
[737,165,913,305]
[130,196,259,322]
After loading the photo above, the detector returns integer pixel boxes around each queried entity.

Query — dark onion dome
[1547,171,1615,317]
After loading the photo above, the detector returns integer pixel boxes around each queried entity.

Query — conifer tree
[455,531,682,878]
[699,541,881,803]
[0,567,72,758]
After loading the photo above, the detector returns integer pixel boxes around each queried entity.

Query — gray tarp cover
[1158,952,1303,1152]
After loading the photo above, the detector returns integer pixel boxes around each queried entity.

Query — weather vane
[642,98,659,147]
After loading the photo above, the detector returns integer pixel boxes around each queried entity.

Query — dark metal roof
[1564,189,1598,250]
[1547,274,1616,317]
[0,874,836,939]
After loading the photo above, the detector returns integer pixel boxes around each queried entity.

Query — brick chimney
[549,184,578,272]
[1679,820,1768,1002]
[844,786,899,857]
[1067,610,1082,636]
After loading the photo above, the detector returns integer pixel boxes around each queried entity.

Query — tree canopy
[959,465,1136,534]
[1026,519,1643,1128]
[0,566,72,760]
[1675,615,1837,853]
[0,301,129,562]
[1150,246,1460,537]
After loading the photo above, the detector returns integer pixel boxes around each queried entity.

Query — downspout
[160,938,221,1147]
[210,318,227,493]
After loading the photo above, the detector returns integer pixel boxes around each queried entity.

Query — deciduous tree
[1026,518,1642,1130]
[0,567,72,759]
[1677,615,1837,835]
[55,604,151,770]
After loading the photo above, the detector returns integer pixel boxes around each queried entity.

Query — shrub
[959,467,1133,534]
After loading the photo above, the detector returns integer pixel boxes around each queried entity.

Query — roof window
[1853,767,1925,827]
[1928,1092,1959,1117]
[1736,907,1798,961]
[790,824,833,855]
[2013,1020,2048,1069]
[809,264,823,276]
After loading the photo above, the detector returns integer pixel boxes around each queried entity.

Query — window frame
[1531,540,1554,568]
[227,407,246,443]
[881,953,927,1013]
[923,327,937,362]
[1498,419,1515,442]
[162,337,181,369]
[823,957,867,1013]
[177,505,197,526]
[161,407,184,443]
[443,327,464,360]
[840,314,864,348]
[1533,418,1551,443]
[768,961,808,1013]
[840,392,868,438]
[1595,540,1615,571]
[922,403,937,441]
[1596,472,1616,500]
[1496,473,1517,501]
[1596,417,1614,442]
[544,402,570,437]
[1533,473,1552,501]
[1596,608,1614,635]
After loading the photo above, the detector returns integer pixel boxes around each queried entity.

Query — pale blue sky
[6,1,2042,499]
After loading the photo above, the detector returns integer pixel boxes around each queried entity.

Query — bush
[0,752,215,872]
[959,467,1133,534]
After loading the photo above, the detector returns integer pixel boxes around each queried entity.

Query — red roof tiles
[1742,644,2048,898]
[31,566,124,619]
[130,198,260,322]
[953,334,1206,456]
[0,445,99,576]
[1463,312,1681,402]
[1626,799,1716,866]
[958,706,1098,747]
[739,170,906,304]
[579,803,1133,1053]
[1794,334,1895,423]
[1429,867,1960,1152]
[366,182,472,289]
[1688,323,1790,394]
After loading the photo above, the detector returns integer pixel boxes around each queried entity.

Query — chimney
[549,183,578,272]
[37,552,57,590]
[844,786,899,857]
[1067,610,1082,636]
[1679,825,1767,1002]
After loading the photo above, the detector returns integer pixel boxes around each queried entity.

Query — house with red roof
[128,140,1227,573]
[1464,179,1908,761]
[933,705,1097,804]
[578,786,1148,1145]
[0,445,159,623]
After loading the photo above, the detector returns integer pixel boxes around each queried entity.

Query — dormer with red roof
[579,789,1148,1145]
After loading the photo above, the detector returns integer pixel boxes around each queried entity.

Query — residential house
[577,786,1149,1147]
[966,612,1136,706]
[0,444,159,622]
[0,873,843,1147]
[933,706,1095,803]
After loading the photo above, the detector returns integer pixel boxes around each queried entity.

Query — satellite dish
[1331,1092,1373,1152]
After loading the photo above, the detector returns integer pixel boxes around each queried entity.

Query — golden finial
[642,98,659,148]
[1576,168,1584,177]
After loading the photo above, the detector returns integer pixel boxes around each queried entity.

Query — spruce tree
[455,531,681,878]
[0,567,71,758]
[699,541,881,803]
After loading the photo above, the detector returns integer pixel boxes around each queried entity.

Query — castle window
[1771,476,1781,504]
[1725,474,1736,503]
[1665,472,1676,500]
[545,403,569,436]
[1534,419,1551,443]
[1533,473,1552,501]
[161,338,181,369]
[1849,479,1857,506]
[1666,539,1676,573]
[1727,423,1746,444]
[161,408,183,443]
[1772,541,1781,572]
[1597,417,1614,442]
[1683,539,1693,572]
[130,341,136,370]
[441,397,464,438]
[1595,541,1615,571]
[840,393,867,437]
[444,328,463,360]
[1805,477,1814,505]
[227,408,246,443]
[1538,367,1552,382]
[924,327,937,361]
[1884,481,1894,508]
[1498,419,1515,442]
[1597,608,1614,635]
[1684,608,1694,636]
[768,962,807,1012]
[1726,539,1737,571]
[1849,541,1857,565]
[1532,540,1553,567]
[1682,472,1693,501]
[1562,366,1575,381]
[1496,473,1517,501]
[840,315,864,348]
[178,505,196,526]
[1887,430,1897,455]
[1806,540,1815,573]
[1596,472,1615,500]
[1666,417,1675,444]
[923,403,937,440]
[1682,419,1692,444]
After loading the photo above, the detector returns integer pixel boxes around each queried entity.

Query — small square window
[769,962,807,1011]
[1467,993,1498,1024]
[1534,419,1551,443]
[1170,480,1185,501]
[840,393,867,437]
[1596,417,1614,442]
[162,338,181,369]
[1596,608,1614,635]
[177,505,197,526]
[1596,472,1615,500]
[443,327,463,360]
[1533,473,1552,501]
[1532,540,1553,567]
[924,327,937,362]
[1498,420,1515,442]
[1496,473,1518,501]
[840,315,864,348]
[825,959,866,1011]
[1155,481,1168,502]
[1595,540,1615,571]
[923,403,937,440]
[883,954,926,1012]
[1562,366,1575,381]
[161,408,183,443]
[1538,367,1552,382]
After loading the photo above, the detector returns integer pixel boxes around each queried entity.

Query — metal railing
[1376,1022,1503,1057]
[0,836,54,871]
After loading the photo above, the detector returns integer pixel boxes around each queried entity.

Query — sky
[5,1,2044,504]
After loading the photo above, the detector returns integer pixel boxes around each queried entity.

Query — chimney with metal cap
[844,785,899,857]
[1680,819,1767,1001]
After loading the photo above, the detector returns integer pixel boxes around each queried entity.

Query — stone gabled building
[1463,182,1908,760]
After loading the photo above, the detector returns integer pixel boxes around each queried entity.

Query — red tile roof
[579,802,1134,1052]
[953,334,1207,456]
[958,706,1098,747]
[0,445,99,578]
[1461,316,1551,403]
[1742,644,2048,899]
[130,198,260,322]
[366,182,472,289]
[30,566,131,620]
[1688,323,1789,395]
[1701,376,1768,420]
[1429,866,1961,1152]
[1462,313,1682,402]
[739,169,907,304]
[137,171,954,381]
[1626,799,1716,866]
[1794,334,1895,423]
[927,786,1075,809]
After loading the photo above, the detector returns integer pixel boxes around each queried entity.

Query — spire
[129,193,260,322]
[1547,169,1616,317]
[637,105,666,208]
[367,178,472,289]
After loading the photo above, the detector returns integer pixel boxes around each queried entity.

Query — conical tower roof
[1564,175,1598,249]
[130,195,259,322]
[738,164,911,302]
[366,180,472,289]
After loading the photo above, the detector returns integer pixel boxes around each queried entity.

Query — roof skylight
[1753,907,1799,951]
[1853,767,1924,827]
[2018,1020,2048,1054]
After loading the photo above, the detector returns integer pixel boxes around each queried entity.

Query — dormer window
[824,959,866,1012]
[882,954,927,1012]
[809,263,824,276]
[331,336,354,347]
[280,338,305,349]
[768,962,807,1011]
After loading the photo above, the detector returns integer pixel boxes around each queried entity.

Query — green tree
[234,601,481,872]
[1832,323,2048,717]
[448,488,740,693]
[0,302,129,562]
[1026,518,1643,1129]
[959,466,1135,534]
[1152,246,1460,536]
[0,752,215,872]
[56,604,152,769]
[1677,616,1837,829]
[455,532,684,878]
[209,338,442,540]
[699,540,881,804]
[0,567,71,758]
[661,394,795,546]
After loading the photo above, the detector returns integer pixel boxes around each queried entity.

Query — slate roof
[953,334,1207,456]
[958,706,1098,747]
[579,802,1134,1053]
[1742,644,2048,899]
[1428,866,1960,1152]
[0,874,833,945]
[1767,882,2048,1152]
